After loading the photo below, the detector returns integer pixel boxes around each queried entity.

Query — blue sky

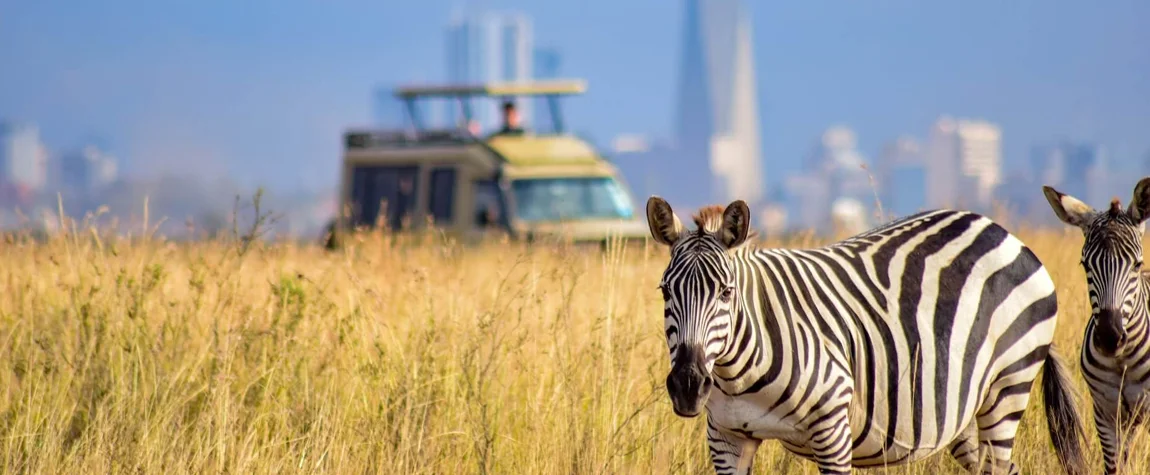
[2,0,1148,193]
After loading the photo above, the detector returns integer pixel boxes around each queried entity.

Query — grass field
[2,217,1149,474]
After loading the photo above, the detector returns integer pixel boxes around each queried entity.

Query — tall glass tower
[673,0,764,209]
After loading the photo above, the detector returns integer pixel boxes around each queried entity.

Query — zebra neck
[711,249,806,388]
[1112,274,1150,363]
[1134,273,1150,332]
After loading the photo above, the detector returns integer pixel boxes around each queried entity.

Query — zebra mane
[690,204,759,247]
[1109,197,1123,218]
[691,206,727,233]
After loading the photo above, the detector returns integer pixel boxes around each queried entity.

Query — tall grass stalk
[0,215,1146,474]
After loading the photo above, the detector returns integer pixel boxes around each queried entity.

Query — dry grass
[2,221,1149,474]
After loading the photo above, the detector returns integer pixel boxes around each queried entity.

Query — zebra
[645,196,1087,475]
[1043,177,1150,474]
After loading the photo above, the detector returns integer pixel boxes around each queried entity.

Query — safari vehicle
[325,79,649,249]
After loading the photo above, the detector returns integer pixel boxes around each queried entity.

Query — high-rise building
[925,116,1001,212]
[878,136,926,218]
[59,144,118,193]
[782,126,874,234]
[445,10,533,131]
[956,120,1002,206]
[1030,141,1108,208]
[814,126,872,207]
[926,118,959,210]
[672,0,764,210]
[0,121,48,192]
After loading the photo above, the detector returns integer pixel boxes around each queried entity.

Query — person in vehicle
[477,202,500,228]
[496,100,525,135]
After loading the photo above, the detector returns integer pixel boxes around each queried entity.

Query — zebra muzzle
[666,349,713,418]
[1094,308,1128,355]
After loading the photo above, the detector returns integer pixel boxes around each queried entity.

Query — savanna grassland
[2,217,1149,474]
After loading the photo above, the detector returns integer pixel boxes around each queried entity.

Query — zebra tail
[1041,348,1088,475]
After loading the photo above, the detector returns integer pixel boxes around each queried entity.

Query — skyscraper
[0,121,48,192]
[673,0,764,210]
[445,10,533,131]
[782,126,873,235]
[59,144,118,193]
[925,116,1002,212]
[1031,141,1108,208]
[877,136,926,219]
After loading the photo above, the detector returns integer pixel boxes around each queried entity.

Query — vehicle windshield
[511,177,635,222]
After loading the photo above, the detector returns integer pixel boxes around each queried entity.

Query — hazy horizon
[2,0,1148,196]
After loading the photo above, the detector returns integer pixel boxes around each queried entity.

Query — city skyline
[2,0,1150,233]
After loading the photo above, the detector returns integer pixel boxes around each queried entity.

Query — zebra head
[646,196,753,418]
[1043,177,1150,355]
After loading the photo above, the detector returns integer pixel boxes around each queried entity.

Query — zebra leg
[807,407,853,475]
[705,415,760,475]
[1091,400,1124,475]
[946,423,980,471]
[971,376,1038,474]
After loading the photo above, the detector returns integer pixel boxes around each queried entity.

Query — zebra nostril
[701,376,713,393]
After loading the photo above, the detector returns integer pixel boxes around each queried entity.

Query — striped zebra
[645,196,1087,475]
[1043,178,1150,474]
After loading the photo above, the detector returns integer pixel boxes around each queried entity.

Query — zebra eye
[659,285,670,301]
[1136,260,1144,269]
[719,286,734,303]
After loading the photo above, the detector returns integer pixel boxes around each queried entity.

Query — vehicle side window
[428,167,456,224]
[350,165,419,230]
[474,180,502,228]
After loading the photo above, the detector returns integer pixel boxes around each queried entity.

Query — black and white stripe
[1044,179,1150,475]
[646,197,1087,475]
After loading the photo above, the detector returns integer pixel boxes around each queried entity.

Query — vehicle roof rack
[393,79,587,98]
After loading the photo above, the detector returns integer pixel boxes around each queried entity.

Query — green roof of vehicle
[394,79,587,98]
[484,134,602,167]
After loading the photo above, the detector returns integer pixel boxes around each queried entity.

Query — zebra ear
[1127,177,1150,223]
[646,196,683,246]
[720,200,751,249]
[1042,185,1094,228]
